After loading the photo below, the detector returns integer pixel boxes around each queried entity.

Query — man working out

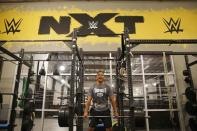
[83,70,119,131]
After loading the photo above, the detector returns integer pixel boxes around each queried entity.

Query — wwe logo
[3,18,23,34]
[88,21,98,29]
[163,18,183,34]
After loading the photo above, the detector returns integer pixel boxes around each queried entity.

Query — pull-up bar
[0,46,30,67]
[0,40,72,43]
[128,39,197,44]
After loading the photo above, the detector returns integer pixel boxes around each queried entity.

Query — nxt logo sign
[38,13,144,37]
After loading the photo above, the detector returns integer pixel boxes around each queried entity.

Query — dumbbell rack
[183,55,197,131]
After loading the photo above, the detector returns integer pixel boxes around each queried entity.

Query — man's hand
[110,95,119,118]
[113,111,119,118]
[83,111,88,119]
[83,96,92,119]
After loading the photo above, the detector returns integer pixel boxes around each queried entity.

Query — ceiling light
[61,79,66,84]
[152,82,157,86]
[86,76,89,80]
[144,84,149,88]
[59,65,65,71]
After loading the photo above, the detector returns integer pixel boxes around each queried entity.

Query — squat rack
[70,30,197,131]
[68,29,84,131]
[0,48,31,131]
[119,28,197,131]
[0,29,78,131]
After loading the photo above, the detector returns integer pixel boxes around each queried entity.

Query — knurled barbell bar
[80,115,150,118]
[77,116,131,118]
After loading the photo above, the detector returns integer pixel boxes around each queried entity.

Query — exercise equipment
[21,118,34,131]
[58,108,69,127]
[185,101,197,116]
[57,28,84,131]
[183,70,189,76]
[183,55,197,131]
[185,87,196,103]
[0,49,33,131]
[20,55,35,131]
[18,77,31,108]
[163,52,178,129]
[0,92,2,109]
[189,118,197,131]
[39,61,46,76]
[183,55,195,89]
[112,123,126,131]
[116,47,126,130]
[0,54,35,131]
[184,77,191,83]
[76,58,84,131]
[58,108,133,127]
[5,28,196,131]
[124,28,135,131]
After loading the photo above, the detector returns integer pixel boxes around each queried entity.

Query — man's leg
[89,108,97,131]
[106,127,112,131]
[89,118,96,131]
[88,127,94,131]
[102,109,112,131]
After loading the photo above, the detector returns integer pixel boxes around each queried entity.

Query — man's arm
[109,95,118,115]
[83,96,92,118]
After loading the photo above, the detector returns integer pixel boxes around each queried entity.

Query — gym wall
[0,1,197,51]
[0,55,17,104]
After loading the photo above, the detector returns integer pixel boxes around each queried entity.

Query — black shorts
[89,108,112,128]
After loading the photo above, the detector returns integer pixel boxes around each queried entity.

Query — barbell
[58,109,150,127]
[76,116,130,118]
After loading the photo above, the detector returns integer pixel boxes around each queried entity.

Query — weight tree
[183,55,197,131]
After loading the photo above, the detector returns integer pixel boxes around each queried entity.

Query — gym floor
[13,118,174,131]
